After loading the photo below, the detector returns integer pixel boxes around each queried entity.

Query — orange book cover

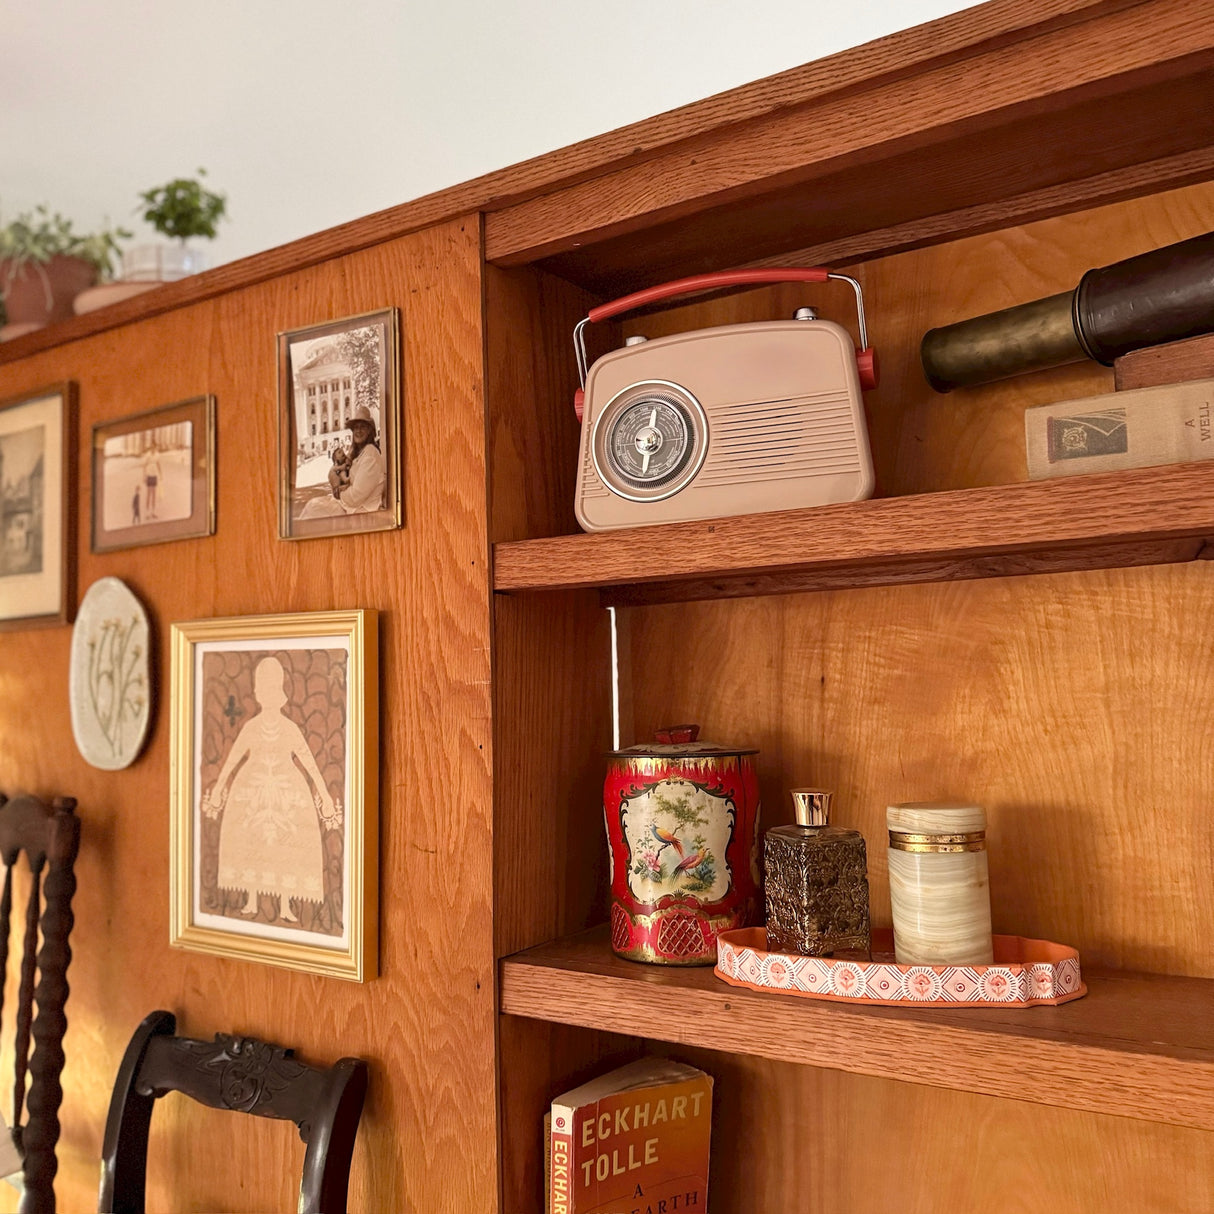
[549,1059,712,1214]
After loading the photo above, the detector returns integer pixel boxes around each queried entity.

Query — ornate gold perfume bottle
[764,789,870,957]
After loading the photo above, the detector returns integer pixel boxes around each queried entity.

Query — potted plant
[124,168,227,282]
[0,206,129,333]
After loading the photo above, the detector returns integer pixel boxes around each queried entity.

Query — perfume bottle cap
[791,788,832,827]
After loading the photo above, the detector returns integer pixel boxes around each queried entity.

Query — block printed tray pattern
[715,928,1087,1008]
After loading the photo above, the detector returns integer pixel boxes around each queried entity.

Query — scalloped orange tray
[715,928,1087,1008]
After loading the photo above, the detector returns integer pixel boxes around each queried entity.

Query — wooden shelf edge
[499,930,1214,1131]
[492,463,1214,603]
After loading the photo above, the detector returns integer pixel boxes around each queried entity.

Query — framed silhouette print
[170,609,378,980]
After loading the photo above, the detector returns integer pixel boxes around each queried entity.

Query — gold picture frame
[0,382,76,630]
[170,610,378,981]
[277,307,402,540]
[91,394,216,553]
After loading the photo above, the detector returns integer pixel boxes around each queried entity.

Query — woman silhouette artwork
[202,655,341,924]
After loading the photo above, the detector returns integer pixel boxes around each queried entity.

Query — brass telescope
[921,231,1214,392]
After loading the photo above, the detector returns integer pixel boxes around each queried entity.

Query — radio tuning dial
[590,381,709,502]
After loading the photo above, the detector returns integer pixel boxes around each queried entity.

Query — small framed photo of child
[277,308,402,540]
[169,609,378,980]
[91,395,215,553]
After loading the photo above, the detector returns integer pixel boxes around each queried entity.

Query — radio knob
[624,334,648,346]
[794,307,819,321]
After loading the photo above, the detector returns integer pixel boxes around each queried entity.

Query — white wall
[1,1,975,272]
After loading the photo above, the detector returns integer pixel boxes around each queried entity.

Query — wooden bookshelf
[500,927,1214,1132]
[493,462,1214,605]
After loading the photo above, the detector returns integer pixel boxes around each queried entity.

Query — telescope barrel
[922,231,1214,392]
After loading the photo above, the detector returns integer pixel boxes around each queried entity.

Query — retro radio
[573,268,878,532]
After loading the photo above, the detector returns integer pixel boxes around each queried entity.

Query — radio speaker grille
[697,391,863,486]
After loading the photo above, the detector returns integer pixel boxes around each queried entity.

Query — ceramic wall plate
[69,576,151,769]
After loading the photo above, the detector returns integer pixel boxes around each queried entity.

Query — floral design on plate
[762,955,794,988]
[830,962,866,998]
[1027,964,1056,999]
[979,967,1020,1002]
[904,966,944,1001]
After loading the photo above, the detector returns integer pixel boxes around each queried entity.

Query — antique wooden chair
[0,793,81,1214]
[98,1010,369,1214]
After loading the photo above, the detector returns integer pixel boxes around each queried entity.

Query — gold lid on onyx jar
[609,724,758,759]
[887,801,987,852]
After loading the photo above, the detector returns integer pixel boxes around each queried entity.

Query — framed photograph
[91,395,215,553]
[170,610,378,981]
[0,383,75,630]
[277,308,402,540]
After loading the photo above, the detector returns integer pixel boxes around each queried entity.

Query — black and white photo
[0,384,74,628]
[91,396,215,553]
[277,308,401,539]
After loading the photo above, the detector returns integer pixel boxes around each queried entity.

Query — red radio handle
[586,269,829,323]
[574,267,876,419]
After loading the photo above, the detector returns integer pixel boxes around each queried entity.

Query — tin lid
[791,788,832,826]
[609,724,758,758]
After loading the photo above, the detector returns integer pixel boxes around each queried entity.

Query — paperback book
[1024,377,1214,479]
[548,1058,712,1214]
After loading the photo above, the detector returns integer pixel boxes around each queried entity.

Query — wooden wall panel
[0,216,495,1213]
[663,1047,1214,1214]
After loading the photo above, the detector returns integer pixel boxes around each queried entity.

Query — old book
[1024,377,1214,479]
[549,1058,712,1214]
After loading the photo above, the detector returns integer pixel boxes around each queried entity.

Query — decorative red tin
[604,725,761,965]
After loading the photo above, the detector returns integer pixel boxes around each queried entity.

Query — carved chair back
[98,1010,369,1214]
[0,793,80,1214]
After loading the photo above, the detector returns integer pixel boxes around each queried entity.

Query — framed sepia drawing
[170,610,378,981]
[277,307,402,541]
[0,383,76,630]
[91,394,216,553]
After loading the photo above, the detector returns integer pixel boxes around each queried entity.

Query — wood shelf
[499,926,1214,1132]
[492,462,1214,605]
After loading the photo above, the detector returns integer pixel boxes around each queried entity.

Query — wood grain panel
[1115,330,1214,389]
[493,461,1214,599]
[484,264,608,544]
[500,927,1214,1130]
[0,217,496,1213]
[491,591,612,961]
[485,1,1214,267]
[664,1048,1214,1214]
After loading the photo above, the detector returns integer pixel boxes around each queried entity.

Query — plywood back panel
[664,1047,1214,1214]
[0,217,496,1213]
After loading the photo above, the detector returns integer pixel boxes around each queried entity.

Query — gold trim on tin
[888,830,986,853]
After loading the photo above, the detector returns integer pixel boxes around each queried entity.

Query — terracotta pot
[604,724,762,965]
[1,255,97,328]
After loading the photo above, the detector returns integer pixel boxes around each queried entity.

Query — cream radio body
[572,268,878,533]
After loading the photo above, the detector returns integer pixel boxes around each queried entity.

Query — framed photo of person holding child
[277,308,402,540]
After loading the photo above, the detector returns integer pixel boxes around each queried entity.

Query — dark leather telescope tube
[921,230,1214,391]
[1074,231,1214,364]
